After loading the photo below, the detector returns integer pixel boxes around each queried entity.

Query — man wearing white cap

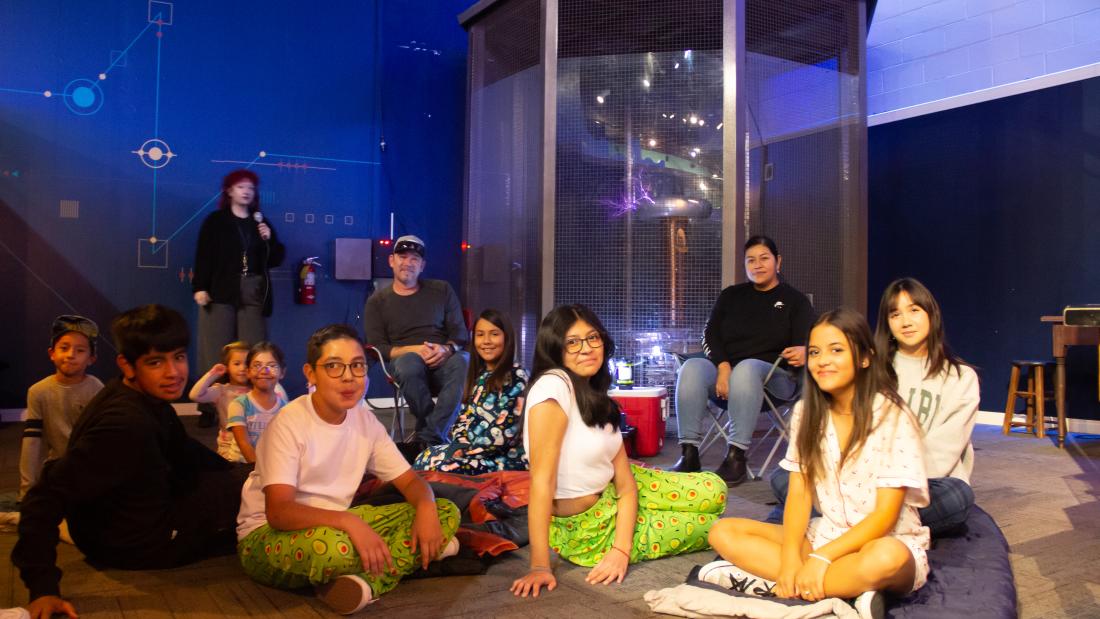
[363,235,469,448]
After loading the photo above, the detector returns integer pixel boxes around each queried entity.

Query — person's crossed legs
[390,351,468,445]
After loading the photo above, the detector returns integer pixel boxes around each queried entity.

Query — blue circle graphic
[72,87,95,108]
[62,79,104,115]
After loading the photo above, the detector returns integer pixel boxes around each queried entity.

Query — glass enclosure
[461,0,867,391]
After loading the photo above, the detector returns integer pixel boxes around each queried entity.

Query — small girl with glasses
[511,304,726,598]
[190,341,285,462]
[226,341,288,463]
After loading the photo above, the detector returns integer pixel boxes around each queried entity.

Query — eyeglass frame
[563,333,604,354]
[315,360,369,379]
[249,362,282,373]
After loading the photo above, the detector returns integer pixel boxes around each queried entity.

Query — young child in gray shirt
[19,315,104,500]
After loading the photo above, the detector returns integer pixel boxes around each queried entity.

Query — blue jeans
[675,357,795,450]
[388,351,469,445]
[767,468,974,536]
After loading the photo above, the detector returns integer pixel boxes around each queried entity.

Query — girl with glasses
[414,309,530,474]
[511,304,727,598]
[226,341,288,463]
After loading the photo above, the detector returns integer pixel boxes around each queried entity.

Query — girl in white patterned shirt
[703,308,929,616]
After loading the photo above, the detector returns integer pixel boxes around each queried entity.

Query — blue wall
[869,75,1100,419]
[0,0,468,404]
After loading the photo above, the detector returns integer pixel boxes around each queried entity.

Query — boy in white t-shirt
[236,324,459,615]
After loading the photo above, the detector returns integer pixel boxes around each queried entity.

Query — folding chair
[364,345,412,441]
[697,356,801,480]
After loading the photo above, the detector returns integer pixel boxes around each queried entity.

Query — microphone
[253,211,268,242]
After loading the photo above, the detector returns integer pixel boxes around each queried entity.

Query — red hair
[217,169,260,211]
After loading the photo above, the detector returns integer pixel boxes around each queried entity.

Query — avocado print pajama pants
[238,499,459,597]
[549,465,726,566]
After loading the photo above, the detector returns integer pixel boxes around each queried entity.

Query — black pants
[86,465,251,570]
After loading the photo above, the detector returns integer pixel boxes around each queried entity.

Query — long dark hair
[874,278,969,381]
[465,309,518,402]
[529,304,620,429]
[797,308,905,492]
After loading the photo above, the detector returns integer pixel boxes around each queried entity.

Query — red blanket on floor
[358,470,530,557]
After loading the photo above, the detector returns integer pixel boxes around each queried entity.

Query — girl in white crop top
[512,305,727,599]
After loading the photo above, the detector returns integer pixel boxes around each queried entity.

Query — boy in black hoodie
[13,304,248,618]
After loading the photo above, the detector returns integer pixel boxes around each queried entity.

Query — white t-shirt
[236,394,410,539]
[523,370,622,499]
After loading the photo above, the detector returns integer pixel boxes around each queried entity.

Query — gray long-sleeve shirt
[362,279,468,360]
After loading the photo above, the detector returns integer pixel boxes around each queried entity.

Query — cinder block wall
[868,0,1100,114]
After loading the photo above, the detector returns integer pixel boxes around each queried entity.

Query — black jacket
[12,378,231,600]
[192,209,285,316]
[702,282,815,368]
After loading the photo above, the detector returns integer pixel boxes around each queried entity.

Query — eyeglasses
[564,333,603,354]
[318,360,368,378]
[250,362,281,372]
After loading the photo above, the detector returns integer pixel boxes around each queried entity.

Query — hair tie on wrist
[611,546,630,559]
[808,553,832,565]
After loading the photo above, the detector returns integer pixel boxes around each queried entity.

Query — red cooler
[610,387,668,457]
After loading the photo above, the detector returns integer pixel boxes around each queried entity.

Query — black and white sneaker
[697,560,778,598]
[853,590,885,619]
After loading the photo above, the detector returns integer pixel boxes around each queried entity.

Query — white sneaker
[853,590,886,619]
[439,536,460,560]
[697,560,778,598]
[316,574,374,615]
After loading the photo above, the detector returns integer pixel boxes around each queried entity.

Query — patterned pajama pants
[550,466,726,566]
[238,499,459,597]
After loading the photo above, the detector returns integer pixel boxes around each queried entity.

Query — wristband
[807,553,832,565]
[530,565,552,573]
[610,546,630,559]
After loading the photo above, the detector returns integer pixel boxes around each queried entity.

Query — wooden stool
[1002,360,1056,438]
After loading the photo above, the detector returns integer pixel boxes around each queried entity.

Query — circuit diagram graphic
[0,1,381,267]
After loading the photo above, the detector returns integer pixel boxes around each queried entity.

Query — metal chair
[697,356,801,480]
[364,345,412,441]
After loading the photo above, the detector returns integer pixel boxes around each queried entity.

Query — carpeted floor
[1,411,1097,617]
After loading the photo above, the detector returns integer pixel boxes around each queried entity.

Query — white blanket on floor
[644,584,861,619]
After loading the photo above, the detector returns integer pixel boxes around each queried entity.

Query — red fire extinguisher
[297,257,321,304]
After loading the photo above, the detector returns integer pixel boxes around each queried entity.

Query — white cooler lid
[608,387,667,397]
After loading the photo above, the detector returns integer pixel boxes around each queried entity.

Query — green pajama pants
[550,465,726,566]
[238,499,459,597]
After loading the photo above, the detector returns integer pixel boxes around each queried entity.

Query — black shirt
[12,378,230,600]
[702,282,815,368]
[192,209,286,315]
[233,215,264,275]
